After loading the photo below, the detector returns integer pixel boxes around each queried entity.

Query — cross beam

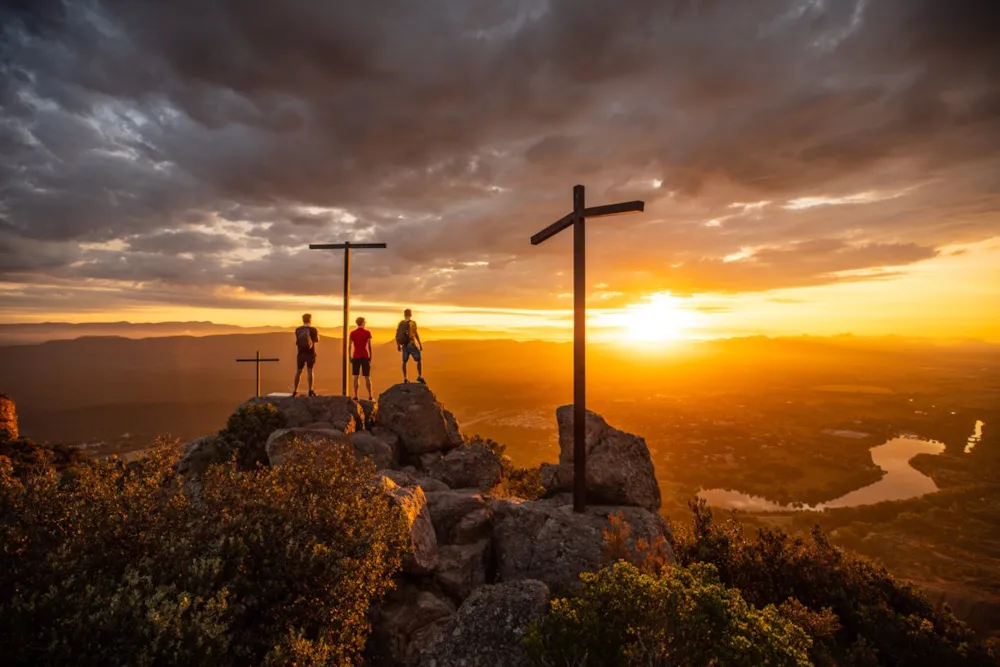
[530,185,645,512]
[308,241,388,396]
[235,350,280,398]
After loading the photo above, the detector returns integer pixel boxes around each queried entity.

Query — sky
[1,0,999,342]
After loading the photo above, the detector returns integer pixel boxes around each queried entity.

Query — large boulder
[543,407,662,511]
[427,443,503,490]
[380,469,450,493]
[350,431,395,469]
[370,585,455,666]
[177,435,231,479]
[376,384,463,455]
[264,428,352,467]
[381,477,439,575]
[0,393,18,441]
[435,540,491,602]
[425,490,491,545]
[491,498,674,590]
[406,580,550,667]
[250,395,364,434]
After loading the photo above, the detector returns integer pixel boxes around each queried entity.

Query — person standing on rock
[396,308,425,384]
[349,316,374,401]
[292,313,320,397]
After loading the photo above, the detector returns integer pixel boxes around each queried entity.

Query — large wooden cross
[531,184,644,512]
[235,350,280,398]
[308,241,388,396]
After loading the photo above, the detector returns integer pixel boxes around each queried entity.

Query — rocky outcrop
[427,443,503,490]
[491,498,674,590]
[371,585,456,666]
[380,469,450,493]
[425,490,491,545]
[377,384,463,455]
[0,393,17,441]
[382,477,439,575]
[541,407,662,511]
[264,428,352,467]
[177,436,230,478]
[350,431,395,469]
[435,540,491,602]
[250,394,365,434]
[405,580,550,667]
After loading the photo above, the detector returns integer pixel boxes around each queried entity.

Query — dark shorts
[402,343,421,363]
[351,357,371,377]
[296,352,316,370]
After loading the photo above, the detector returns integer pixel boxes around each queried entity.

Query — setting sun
[597,292,699,343]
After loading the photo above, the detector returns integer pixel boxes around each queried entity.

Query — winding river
[698,434,948,513]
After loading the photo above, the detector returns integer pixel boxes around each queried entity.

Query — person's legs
[364,376,373,400]
[361,359,373,400]
[411,345,424,381]
[306,357,316,395]
[293,356,305,395]
[401,346,410,381]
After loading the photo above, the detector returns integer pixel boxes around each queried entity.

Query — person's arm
[367,334,373,360]
[312,327,319,346]
[414,323,422,350]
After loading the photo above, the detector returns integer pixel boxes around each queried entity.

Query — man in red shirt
[349,316,374,401]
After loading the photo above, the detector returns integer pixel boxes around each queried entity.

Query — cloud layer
[1,0,998,314]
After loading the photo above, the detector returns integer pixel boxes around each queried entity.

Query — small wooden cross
[308,241,388,397]
[235,350,280,398]
[531,184,644,512]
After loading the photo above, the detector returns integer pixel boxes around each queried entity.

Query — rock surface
[382,477,439,575]
[492,498,674,590]
[406,580,550,667]
[380,469,450,494]
[0,393,18,441]
[371,585,455,666]
[177,435,230,478]
[350,431,395,469]
[428,443,503,490]
[425,489,491,545]
[377,384,463,455]
[435,540,491,602]
[543,407,662,511]
[250,395,365,434]
[264,427,352,467]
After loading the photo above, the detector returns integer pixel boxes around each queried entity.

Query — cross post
[308,241,388,396]
[235,350,280,398]
[531,184,644,512]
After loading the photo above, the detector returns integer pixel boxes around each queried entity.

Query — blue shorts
[402,343,421,363]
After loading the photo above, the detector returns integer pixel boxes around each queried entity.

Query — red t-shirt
[349,327,372,359]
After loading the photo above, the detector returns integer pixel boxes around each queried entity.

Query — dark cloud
[0,0,998,314]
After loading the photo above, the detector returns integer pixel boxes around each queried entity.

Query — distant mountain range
[0,321,287,345]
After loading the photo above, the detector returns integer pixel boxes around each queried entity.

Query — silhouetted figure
[349,316,374,400]
[395,308,424,384]
[292,313,319,397]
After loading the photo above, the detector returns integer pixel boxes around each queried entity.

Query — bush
[526,560,813,667]
[218,401,288,469]
[465,433,545,501]
[669,500,998,667]
[0,437,406,666]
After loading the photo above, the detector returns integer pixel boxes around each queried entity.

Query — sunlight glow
[595,292,699,343]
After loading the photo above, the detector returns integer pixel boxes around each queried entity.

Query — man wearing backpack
[396,309,425,384]
[292,313,319,397]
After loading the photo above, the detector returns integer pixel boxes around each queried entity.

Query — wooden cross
[308,241,388,396]
[531,184,644,512]
[235,350,280,398]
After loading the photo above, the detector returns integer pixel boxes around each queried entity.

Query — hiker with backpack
[292,313,319,397]
[349,316,374,401]
[396,309,425,384]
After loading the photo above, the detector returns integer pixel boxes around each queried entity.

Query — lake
[699,435,947,513]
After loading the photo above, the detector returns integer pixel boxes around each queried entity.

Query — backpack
[296,326,314,353]
[395,320,411,346]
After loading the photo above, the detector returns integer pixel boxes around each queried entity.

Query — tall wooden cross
[308,241,388,396]
[235,350,280,398]
[531,184,644,512]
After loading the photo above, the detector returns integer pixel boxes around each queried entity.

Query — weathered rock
[435,539,491,602]
[350,431,395,469]
[545,407,662,511]
[264,428,352,467]
[177,435,232,478]
[371,585,455,665]
[250,394,364,434]
[359,399,378,429]
[425,490,490,544]
[372,424,401,459]
[0,393,18,441]
[428,443,503,490]
[376,384,463,455]
[382,477,439,575]
[492,498,674,590]
[380,469,451,494]
[454,507,493,545]
[416,451,442,471]
[406,580,550,667]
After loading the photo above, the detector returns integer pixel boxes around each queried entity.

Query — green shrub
[0,437,405,666]
[526,560,813,667]
[218,401,288,469]
[670,500,998,667]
